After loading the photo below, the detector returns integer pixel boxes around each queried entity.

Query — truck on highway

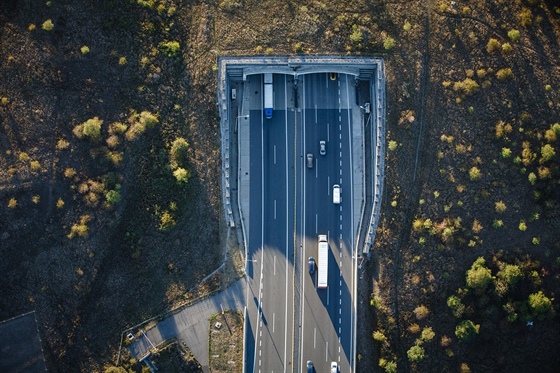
[264,73,273,119]
[317,235,328,289]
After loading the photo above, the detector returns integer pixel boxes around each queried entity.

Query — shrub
[499,264,523,285]
[173,167,190,183]
[518,7,532,26]
[421,327,435,341]
[508,29,521,42]
[170,137,189,166]
[8,198,17,208]
[532,237,540,245]
[469,167,481,180]
[64,168,76,178]
[159,210,176,230]
[454,78,479,95]
[527,172,537,185]
[106,186,121,205]
[486,38,501,52]
[540,144,556,162]
[403,21,411,31]
[495,201,507,213]
[32,195,40,204]
[373,330,386,342]
[80,46,90,55]
[455,320,479,341]
[28,24,36,31]
[496,68,513,80]
[472,219,483,233]
[408,323,421,333]
[407,345,425,362]
[350,25,363,44]
[384,361,397,373]
[42,19,54,31]
[518,220,527,231]
[501,148,512,158]
[501,43,512,53]
[544,129,557,142]
[68,215,91,238]
[109,122,128,134]
[56,198,65,208]
[106,135,120,149]
[493,219,504,228]
[75,117,103,142]
[537,166,551,179]
[413,305,430,320]
[30,160,41,171]
[118,56,127,65]
[528,291,551,315]
[383,36,396,50]
[19,152,30,161]
[56,139,70,150]
[466,257,492,289]
[160,41,180,57]
[388,140,398,151]
[137,0,155,9]
[265,47,274,55]
[412,218,424,232]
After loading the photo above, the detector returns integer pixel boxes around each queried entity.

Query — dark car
[308,257,316,274]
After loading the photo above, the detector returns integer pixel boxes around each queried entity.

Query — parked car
[320,140,326,155]
[306,153,314,168]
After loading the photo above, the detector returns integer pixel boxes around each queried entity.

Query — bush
[160,41,180,57]
[501,147,512,158]
[75,117,103,142]
[350,25,363,44]
[540,144,556,162]
[508,29,521,42]
[68,215,91,238]
[499,264,523,285]
[518,220,527,231]
[173,167,190,183]
[455,320,479,341]
[407,345,425,362]
[42,19,54,31]
[421,327,435,341]
[384,36,396,50]
[528,291,551,315]
[469,166,481,180]
[81,46,90,54]
[414,305,430,320]
[454,78,479,95]
[384,361,397,373]
[56,198,65,209]
[528,172,537,185]
[373,330,386,342]
[495,201,507,213]
[170,137,189,166]
[466,257,492,289]
[486,38,501,52]
[159,211,176,230]
[501,43,512,53]
[496,68,513,80]
[106,186,121,205]
[388,140,398,151]
[8,198,17,208]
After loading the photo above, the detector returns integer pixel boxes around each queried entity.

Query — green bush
[106,185,121,205]
[173,167,190,183]
[350,25,362,44]
[421,327,435,341]
[466,257,492,289]
[160,41,180,57]
[540,144,556,162]
[528,291,551,315]
[508,29,521,42]
[388,140,398,151]
[496,68,513,80]
[455,320,479,341]
[372,330,386,342]
[499,264,522,285]
[384,361,397,373]
[42,19,54,31]
[469,166,481,180]
[486,38,501,52]
[170,137,189,167]
[383,36,396,50]
[81,45,90,55]
[407,345,425,362]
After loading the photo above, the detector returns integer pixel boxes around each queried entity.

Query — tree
[499,264,522,285]
[173,167,190,183]
[469,166,481,180]
[528,291,552,315]
[413,305,430,320]
[466,257,492,289]
[508,29,520,42]
[541,144,556,162]
[383,36,396,50]
[170,137,189,167]
[74,117,103,142]
[455,320,479,341]
[407,344,425,361]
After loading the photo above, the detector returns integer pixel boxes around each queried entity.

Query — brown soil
[1,0,559,372]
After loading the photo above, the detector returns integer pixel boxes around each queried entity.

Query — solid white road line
[284,74,290,373]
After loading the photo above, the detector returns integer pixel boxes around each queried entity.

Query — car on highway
[331,361,338,372]
[319,140,326,155]
[307,360,314,373]
[308,257,316,274]
[306,153,314,168]
[333,184,341,204]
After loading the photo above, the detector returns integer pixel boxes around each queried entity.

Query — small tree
[486,38,501,52]
[466,257,492,289]
[173,167,190,183]
[541,144,556,162]
[469,166,481,180]
[407,345,425,362]
[499,264,522,285]
[42,19,54,31]
[528,291,551,315]
[455,320,479,341]
[421,327,435,342]
[508,29,520,41]
[384,36,396,50]
[495,201,507,213]
[414,305,430,320]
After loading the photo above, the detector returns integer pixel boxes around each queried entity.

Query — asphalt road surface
[244,72,357,373]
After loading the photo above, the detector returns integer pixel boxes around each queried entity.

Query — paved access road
[244,72,358,373]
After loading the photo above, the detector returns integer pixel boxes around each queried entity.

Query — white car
[320,140,326,155]
[333,184,341,204]
[331,361,338,373]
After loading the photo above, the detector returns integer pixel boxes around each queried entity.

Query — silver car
[306,153,313,168]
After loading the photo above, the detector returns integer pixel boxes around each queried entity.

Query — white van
[333,184,341,204]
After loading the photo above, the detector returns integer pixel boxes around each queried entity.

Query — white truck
[317,235,328,289]
[264,73,273,119]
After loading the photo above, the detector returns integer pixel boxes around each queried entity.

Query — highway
[244,72,357,373]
